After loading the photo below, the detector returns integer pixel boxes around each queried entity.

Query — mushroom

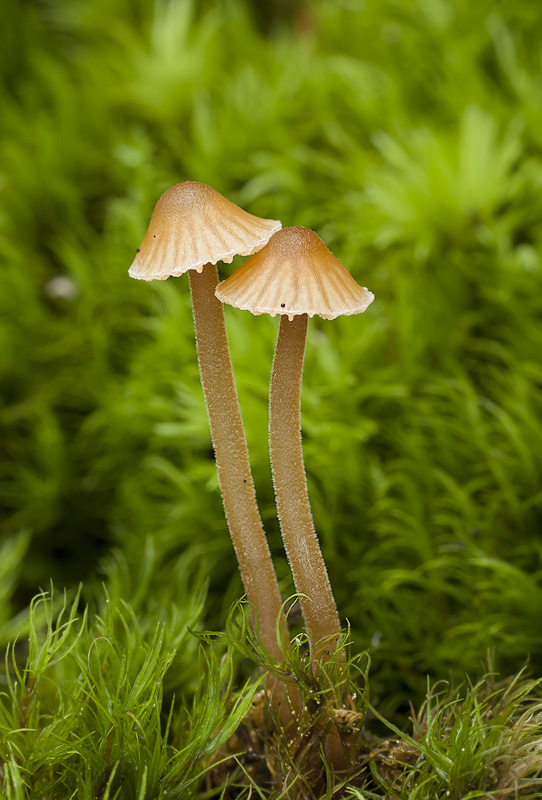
[128,181,286,663]
[215,227,374,656]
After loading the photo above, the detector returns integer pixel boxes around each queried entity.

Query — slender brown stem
[269,314,340,651]
[189,266,284,660]
[269,313,347,769]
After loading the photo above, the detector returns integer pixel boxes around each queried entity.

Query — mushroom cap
[215,227,374,320]
[128,181,282,281]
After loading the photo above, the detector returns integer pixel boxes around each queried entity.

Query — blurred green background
[1,0,541,710]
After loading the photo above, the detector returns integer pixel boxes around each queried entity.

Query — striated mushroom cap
[129,181,282,281]
[215,226,374,320]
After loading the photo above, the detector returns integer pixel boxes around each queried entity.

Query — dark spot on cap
[153,234,156,238]
[136,248,140,252]
[281,303,286,308]
[243,479,247,484]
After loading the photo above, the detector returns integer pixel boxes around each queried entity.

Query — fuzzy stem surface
[269,314,340,652]
[189,266,283,660]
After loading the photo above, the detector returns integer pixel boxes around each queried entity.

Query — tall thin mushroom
[128,181,286,664]
[216,227,374,657]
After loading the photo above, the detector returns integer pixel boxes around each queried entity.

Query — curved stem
[189,266,284,660]
[269,313,347,769]
[269,314,340,652]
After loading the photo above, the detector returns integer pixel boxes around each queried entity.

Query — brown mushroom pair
[129,182,374,714]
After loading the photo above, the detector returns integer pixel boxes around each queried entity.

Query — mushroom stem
[189,265,284,660]
[269,314,341,653]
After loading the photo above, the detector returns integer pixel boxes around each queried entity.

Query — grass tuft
[0,588,258,799]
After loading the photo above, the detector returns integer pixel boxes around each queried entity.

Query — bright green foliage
[1,590,542,798]
[1,0,542,795]
[0,588,259,799]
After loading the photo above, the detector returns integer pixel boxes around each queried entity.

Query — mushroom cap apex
[151,181,226,218]
[262,226,329,257]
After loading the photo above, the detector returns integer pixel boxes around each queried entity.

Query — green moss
[1,0,542,795]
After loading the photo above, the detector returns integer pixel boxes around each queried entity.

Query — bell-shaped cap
[129,181,282,281]
[215,227,374,320]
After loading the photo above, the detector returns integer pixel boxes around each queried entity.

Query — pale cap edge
[216,289,376,321]
[128,219,282,281]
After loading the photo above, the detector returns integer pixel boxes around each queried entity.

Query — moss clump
[2,592,542,799]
